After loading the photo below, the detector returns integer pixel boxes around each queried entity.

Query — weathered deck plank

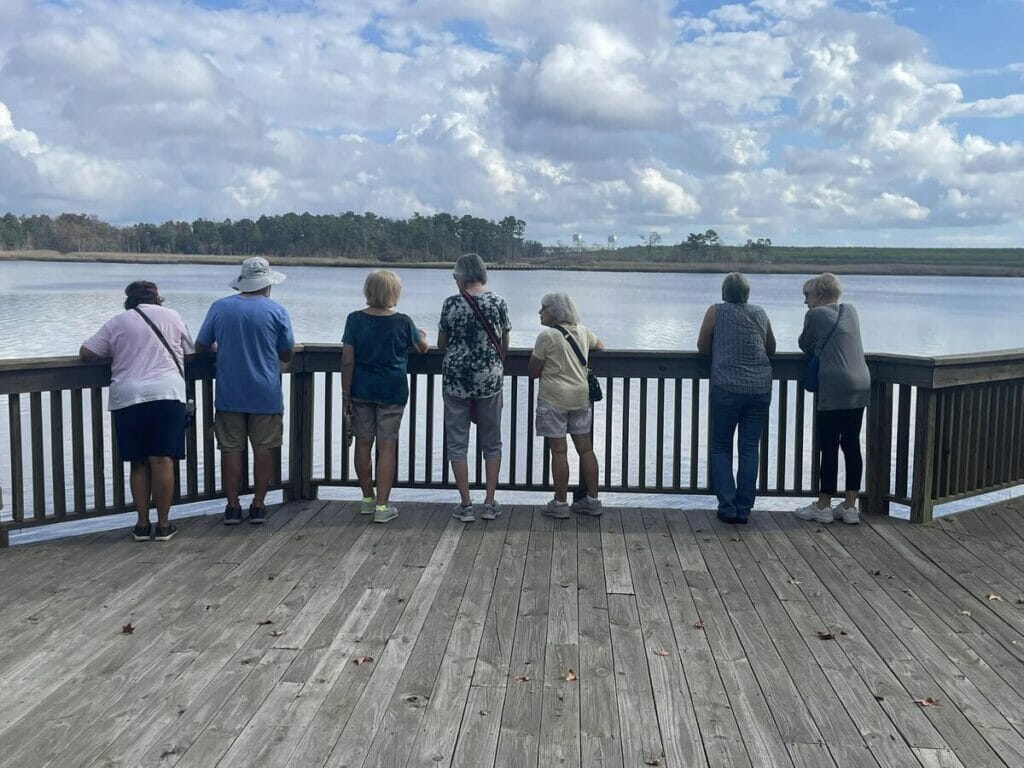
[1,499,1024,768]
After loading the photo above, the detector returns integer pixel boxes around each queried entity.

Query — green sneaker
[373,504,398,523]
[360,497,375,515]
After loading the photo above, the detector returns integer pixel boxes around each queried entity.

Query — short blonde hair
[803,272,842,302]
[364,270,402,308]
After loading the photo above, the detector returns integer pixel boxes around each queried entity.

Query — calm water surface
[2,261,1022,357]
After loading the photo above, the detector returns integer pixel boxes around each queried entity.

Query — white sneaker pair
[793,501,859,525]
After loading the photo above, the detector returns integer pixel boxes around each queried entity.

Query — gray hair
[721,272,751,304]
[541,292,580,325]
[453,252,488,285]
[803,272,842,302]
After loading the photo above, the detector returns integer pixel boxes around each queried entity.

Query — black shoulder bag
[553,325,603,403]
[133,307,196,426]
[802,304,844,393]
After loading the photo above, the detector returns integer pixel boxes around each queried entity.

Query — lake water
[3,261,1023,543]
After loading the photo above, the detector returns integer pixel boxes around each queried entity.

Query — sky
[0,0,1022,248]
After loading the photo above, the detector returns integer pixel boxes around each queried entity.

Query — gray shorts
[444,392,502,461]
[535,398,592,438]
[351,399,405,440]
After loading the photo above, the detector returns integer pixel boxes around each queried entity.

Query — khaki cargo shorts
[214,411,283,452]
[351,399,406,441]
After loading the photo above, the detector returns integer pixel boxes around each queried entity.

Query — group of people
[699,271,870,526]
[80,254,867,542]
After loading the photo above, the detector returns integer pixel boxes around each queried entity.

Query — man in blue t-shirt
[196,257,295,525]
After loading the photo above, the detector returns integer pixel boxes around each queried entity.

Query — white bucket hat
[230,257,287,292]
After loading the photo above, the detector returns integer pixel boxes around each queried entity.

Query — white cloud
[0,0,1020,245]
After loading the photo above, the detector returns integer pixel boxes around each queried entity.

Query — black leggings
[817,408,864,494]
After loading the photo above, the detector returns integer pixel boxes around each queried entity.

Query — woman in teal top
[342,270,428,523]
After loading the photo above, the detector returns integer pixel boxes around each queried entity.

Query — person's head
[123,280,163,310]
[230,256,287,295]
[363,269,402,309]
[538,292,580,327]
[721,272,751,304]
[803,272,842,307]
[452,252,487,288]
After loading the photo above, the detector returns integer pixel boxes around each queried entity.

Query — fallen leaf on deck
[514,674,530,682]
[871,569,882,576]
[816,630,836,640]
[787,579,802,585]
[352,655,374,666]
[479,710,490,716]
[645,757,663,766]
[652,649,671,657]
[693,620,705,630]
[986,594,1004,601]
[269,629,285,637]
[914,697,940,707]
[564,669,578,682]
[121,623,134,635]
[1016,599,1023,605]
[874,695,885,702]
[957,609,972,616]
[257,619,274,626]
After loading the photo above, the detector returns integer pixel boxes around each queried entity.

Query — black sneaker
[223,504,243,525]
[153,523,178,541]
[132,523,152,541]
[248,505,268,525]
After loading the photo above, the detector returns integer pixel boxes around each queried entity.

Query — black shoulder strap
[133,307,184,378]
[461,291,505,360]
[819,304,845,352]
[554,325,589,368]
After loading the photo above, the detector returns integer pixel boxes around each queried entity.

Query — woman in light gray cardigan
[793,273,870,525]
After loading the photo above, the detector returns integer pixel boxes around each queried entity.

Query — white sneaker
[834,504,860,525]
[793,502,833,523]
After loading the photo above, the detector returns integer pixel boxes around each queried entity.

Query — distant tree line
[0,211,545,263]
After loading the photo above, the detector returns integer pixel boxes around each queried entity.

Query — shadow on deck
[2,499,1024,767]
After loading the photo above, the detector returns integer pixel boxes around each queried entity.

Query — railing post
[286,365,317,502]
[866,379,893,516]
[910,388,938,523]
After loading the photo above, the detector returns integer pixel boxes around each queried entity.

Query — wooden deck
[3,500,1024,768]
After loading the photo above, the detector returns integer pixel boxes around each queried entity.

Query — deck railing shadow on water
[3,344,1024,546]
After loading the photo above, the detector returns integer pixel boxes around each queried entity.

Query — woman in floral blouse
[437,253,511,523]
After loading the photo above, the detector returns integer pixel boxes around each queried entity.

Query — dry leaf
[816,630,836,640]
[957,609,972,616]
[871,569,882,576]
[257,619,274,626]
[693,620,705,630]
[269,629,285,637]
[874,695,885,702]
[479,709,490,716]
[787,579,802,585]
[986,594,1004,602]
[645,757,663,766]
[121,623,134,635]
[352,655,374,666]
[652,648,671,657]
[915,697,940,708]
[564,669,578,682]
[514,674,530,683]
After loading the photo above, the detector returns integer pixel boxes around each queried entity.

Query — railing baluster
[672,378,682,490]
[50,391,66,518]
[603,376,613,488]
[508,377,518,485]
[621,377,631,488]
[638,378,648,488]
[425,375,435,483]
[186,379,199,498]
[30,392,46,520]
[90,388,106,513]
[776,380,788,492]
[8,393,24,522]
[71,389,86,513]
[526,377,535,486]
[406,373,416,483]
[895,385,912,497]
[794,386,805,492]
[202,379,215,495]
[112,415,125,513]
[689,379,699,490]
[655,379,665,490]
[324,371,334,482]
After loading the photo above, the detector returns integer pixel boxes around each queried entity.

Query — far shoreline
[3,249,1024,278]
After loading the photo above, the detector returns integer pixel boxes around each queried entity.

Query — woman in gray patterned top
[697,272,776,524]
[437,253,511,523]
[793,273,871,526]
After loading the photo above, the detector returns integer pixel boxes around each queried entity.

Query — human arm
[500,331,510,358]
[528,355,544,379]
[765,320,777,356]
[696,305,716,354]
[409,317,429,353]
[435,331,447,353]
[341,344,355,412]
[79,345,104,361]
[528,331,547,379]
[277,310,295,363]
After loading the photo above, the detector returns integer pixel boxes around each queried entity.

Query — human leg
[214,411,247,519]
[548,437,570,501]
[734,391,771,520]
[570,431,599,498]
[709,387,742,520]
[375,438,398,505]
[149,456,174,527]
[476,394,504,505]
[247,414,283,522]
[444,393,474,511]
[837,408,865,519]
[129,461,151,527]
[354,437,375,500]
[794,408,840,522]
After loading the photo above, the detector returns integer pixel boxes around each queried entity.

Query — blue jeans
[710,387,771,520]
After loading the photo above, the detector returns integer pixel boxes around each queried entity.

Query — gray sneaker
[452,503,476,523]
[360,497,375,515]
[571,496,603,517]
[833,504,860,525]
[480,501,502,520]
[223,504,243,526]
[793,502,833,524]
[542,499,571,519]
[373,504,398,523]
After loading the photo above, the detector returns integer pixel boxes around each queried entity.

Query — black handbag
[803,305,844,393]
[553,325,603,403]
[133,307,196,426]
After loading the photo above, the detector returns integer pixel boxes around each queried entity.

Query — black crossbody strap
[461,291,505,361]
[818,304,845,354]
[554,325,589,369]
[133,307,184,379]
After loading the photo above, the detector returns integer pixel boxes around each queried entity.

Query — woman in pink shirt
[80,281,194,541]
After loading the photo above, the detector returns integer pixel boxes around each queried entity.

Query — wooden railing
[4,345,1024,544]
